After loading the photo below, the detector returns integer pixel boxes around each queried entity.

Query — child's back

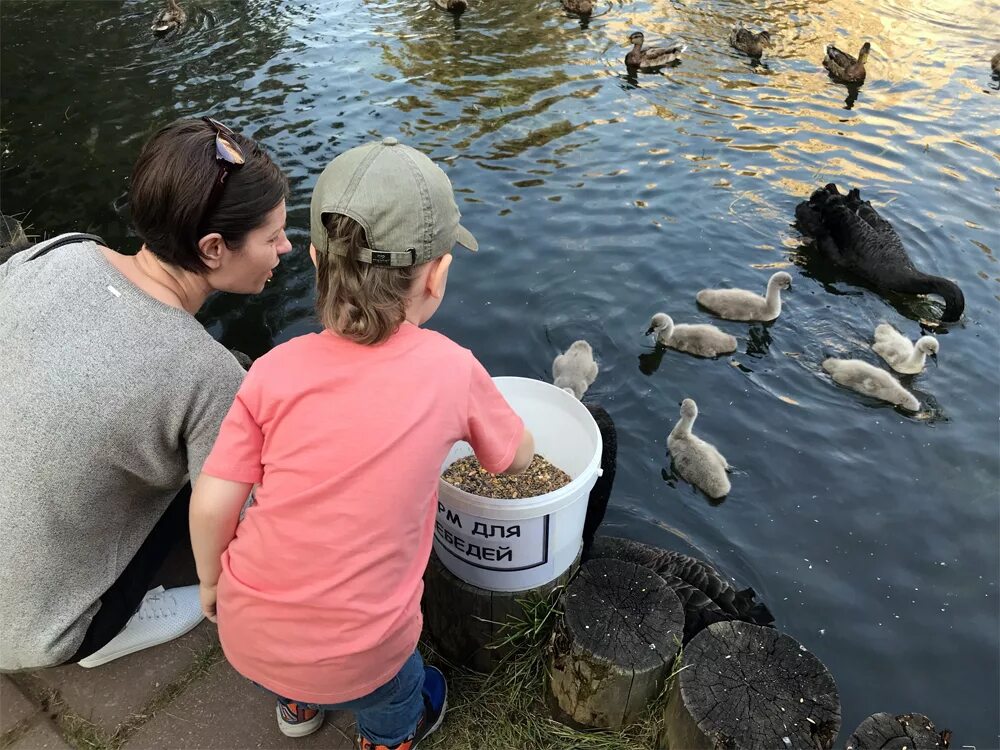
[193,137,534,749]
[208,324,521,702]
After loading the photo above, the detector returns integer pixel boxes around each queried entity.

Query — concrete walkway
[2,624,356,750]
[0,545,358,750]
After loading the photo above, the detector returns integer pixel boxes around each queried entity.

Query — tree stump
[662,621,841,750]
[548,557,684,730]
[845,713,951,750]
[421,549,577,672]
[587,535,774,642]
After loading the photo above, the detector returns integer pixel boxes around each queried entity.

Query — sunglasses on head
[198,117,246,235]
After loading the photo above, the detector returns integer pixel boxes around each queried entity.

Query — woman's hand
[200,582,219,623]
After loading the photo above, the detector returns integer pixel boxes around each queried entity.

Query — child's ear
[427,254,453,299]
[309,244,318,268]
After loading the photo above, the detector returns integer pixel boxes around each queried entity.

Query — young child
[190,137,534,750]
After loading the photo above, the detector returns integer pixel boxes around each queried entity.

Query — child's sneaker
[357,666,448,750]
[77,586,204,668]
[276,699,325,738]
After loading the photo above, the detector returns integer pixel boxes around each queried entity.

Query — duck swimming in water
[823,42,870,84]
[562,0,593,17]
[795,184,965,323]
[432,0,468,13]
[625,31,686,72]
[151,0,186,34]
[729,22,772,59]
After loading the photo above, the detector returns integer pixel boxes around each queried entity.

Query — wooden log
[549,557,684,730]
[587,535,774,642]
[581,403,617,555]
[421,549,577,672]
[661,621,841,750]
[845,713,951,750]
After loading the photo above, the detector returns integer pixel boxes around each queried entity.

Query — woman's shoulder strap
[24,232,106,262]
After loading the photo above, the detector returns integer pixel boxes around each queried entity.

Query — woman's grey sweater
[0,240,244,670]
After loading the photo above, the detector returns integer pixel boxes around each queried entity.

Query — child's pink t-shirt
[201,323,523,704]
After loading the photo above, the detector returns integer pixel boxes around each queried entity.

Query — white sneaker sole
[77,615,203,668]
[275,706,325,738]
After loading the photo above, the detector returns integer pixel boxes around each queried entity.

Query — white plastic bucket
[434,376,602,592]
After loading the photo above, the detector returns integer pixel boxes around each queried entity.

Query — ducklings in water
[553,340,599,400]
[729,22,772,59]
[646,313,737,358]
[151,0,186,34]
[823,42,871,84]
[668,399,731,499]
[432,0,468,12]
[821,358,920,411]
[696,271,792,322]
[872,324,938,375]
[626,32,687,72]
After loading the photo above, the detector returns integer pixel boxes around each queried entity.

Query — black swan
[795,184,965,322]
[585,536,774,642]
[581,404,616,557]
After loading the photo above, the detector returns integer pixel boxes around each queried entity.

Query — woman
[0,118,292,671]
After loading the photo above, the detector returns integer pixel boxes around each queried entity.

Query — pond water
[2,0,998,743]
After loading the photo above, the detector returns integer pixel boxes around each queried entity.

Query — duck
[552,340,599,400]
[821,358,920,411]
[645,313,737,357]
[823,42,871,84]
[729,22,772,59]
[151,0,186,34]
[696,271,792,322]
[871,324,938,375]
[795,184,965,322]
[562,0,593,17]
[668,399,731,499]
[432,0,468,12]
[625,32,686,72]
[585,535,774,642]
[992,51,1000,76]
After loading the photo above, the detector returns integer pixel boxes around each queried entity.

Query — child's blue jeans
[277,650,425,746]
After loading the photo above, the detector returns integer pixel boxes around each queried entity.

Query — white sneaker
[77,585,204,668]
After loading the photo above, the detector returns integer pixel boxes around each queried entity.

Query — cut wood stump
[548,557,684,730]
[662,620,841,750]
[845,713,951,750]
[421,549,577,673]
[587,535,774,642]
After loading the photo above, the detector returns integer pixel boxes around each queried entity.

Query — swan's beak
[930,352,938,366]
[644,326,654,336]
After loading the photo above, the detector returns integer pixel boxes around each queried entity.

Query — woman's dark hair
[129,118,288,273]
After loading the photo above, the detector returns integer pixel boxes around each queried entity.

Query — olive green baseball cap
[310,137,478,267]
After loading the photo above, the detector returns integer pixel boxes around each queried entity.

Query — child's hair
[316,213,419,345]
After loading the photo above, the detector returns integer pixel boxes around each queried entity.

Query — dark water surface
[2,0,998,743]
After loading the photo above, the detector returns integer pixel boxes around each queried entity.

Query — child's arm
[190,474,253,622]
[501,428,535,475]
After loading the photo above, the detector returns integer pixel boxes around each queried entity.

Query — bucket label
[435,502,549,572]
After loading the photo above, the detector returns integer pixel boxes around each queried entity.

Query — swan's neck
[673,413,695,438]
[764,281,783,316]
[902,348,927,370]
[893,273,965,322]
[168,0,180,9]
[657,323,673,344]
